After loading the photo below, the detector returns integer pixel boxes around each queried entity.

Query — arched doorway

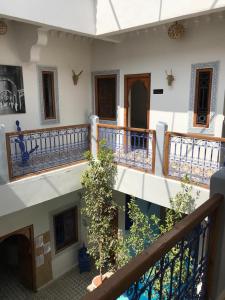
[0,226,35,295]
[124,73,150,129]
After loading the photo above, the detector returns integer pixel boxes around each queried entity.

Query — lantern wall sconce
[168,21,185,40]
[0,20,7,35]
[165,70,175,86]
[72,70,83,85]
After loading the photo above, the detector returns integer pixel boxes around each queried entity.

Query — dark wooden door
[95,75,117,120]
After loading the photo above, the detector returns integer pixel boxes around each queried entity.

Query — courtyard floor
[0,267,97,300]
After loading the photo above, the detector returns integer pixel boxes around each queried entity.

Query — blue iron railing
[119,222,209,299]
[164,132,225,186]
[98,124,156,173]
[82,194,223,300]
[6,124,90,180]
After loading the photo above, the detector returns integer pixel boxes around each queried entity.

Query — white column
[0,124,9,183]
[89,115,99,159]
[155,122,168,177]
[210,169,225,299]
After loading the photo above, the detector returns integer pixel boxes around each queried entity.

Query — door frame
[0,225,36,291]
[124,73,151,129]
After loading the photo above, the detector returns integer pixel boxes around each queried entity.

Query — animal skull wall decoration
[72,70,83,85]
[165,70,175,86]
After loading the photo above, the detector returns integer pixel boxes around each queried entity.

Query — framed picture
[0,65,26,114]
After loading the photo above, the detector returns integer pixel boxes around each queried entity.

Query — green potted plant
[116,176,199,298]
[81,140,118,287]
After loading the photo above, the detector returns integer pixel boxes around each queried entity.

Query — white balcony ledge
[0,162,87,218]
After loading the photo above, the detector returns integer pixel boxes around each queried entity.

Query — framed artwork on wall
[0,65,26,115]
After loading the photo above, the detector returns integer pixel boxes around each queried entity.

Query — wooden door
[124,73,150,129]
[95,75,117,121]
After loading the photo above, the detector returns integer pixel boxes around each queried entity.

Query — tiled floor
[0,267,97,300]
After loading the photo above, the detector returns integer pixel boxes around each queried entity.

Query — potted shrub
[116,176,199,299]
[81,140,118,287]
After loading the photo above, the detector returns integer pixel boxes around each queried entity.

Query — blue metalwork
[168,135,225,185]
[78,244,91,273]
[119,220,210,300]
[8,124,90,179]
[15,120,39,165]
[98,127,154,172]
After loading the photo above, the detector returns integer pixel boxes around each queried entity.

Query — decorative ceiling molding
[30,28,49,63]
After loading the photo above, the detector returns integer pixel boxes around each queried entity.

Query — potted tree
[116,176,199,299]
[81,140,118,287]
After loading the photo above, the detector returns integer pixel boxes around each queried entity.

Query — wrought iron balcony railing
[5,121,225,185]
[97,124,156,174]
[83,193,223,300]
[6,124,90,180]
[164,132,225,187]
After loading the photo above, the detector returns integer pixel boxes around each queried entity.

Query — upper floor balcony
[82,192,224,299]
[1,117,225,188]
[0,115,224,218]
[2,118,224,188]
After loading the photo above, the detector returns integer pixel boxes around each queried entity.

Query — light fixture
[0,20,7,35]
[168,21,184,40]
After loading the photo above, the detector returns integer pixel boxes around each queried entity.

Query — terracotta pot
[92,275,106,288]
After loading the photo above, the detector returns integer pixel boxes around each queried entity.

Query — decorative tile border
[188,61,219,134]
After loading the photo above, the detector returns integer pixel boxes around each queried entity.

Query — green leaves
[116,175,199,286]
[81,140,118,275]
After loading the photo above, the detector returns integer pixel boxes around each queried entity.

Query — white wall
[0,21,92,132]
[96,0,225,35]
[0,0,96,35]
[116,166,209,209]
[92,16,225,136]
[0,190,83,279]
[0,162,87,217]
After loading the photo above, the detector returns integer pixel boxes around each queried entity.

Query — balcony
[97,123,225,188]
[0,117,222,220]
[4,124,90,181]
[1,120,224,189]
[83,193,223,300]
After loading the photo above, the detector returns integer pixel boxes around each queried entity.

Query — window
[95,75,116,120]
[194,68,213,127]
[38,66,59,124]
[42,71,55,119]
[53,207,78,252]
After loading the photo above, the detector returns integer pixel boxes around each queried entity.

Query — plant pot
[92,271,114,288]
[92,275,106,288]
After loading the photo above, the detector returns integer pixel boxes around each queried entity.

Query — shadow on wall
[0,172,72,218]
[210,0,219,9]
[115,167,173,206]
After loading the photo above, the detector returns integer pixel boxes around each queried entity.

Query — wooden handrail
[97,123,155,134]
[5,123,90,181]
[82,193,223,300]
[5,123,90,137]
[167,131,225,143]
